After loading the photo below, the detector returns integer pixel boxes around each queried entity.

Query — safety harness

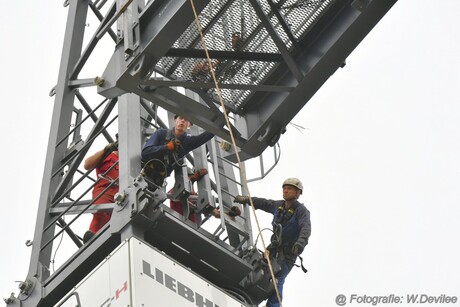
[270,203,308,273]
[275,204,296,225]
[141,129,180,189]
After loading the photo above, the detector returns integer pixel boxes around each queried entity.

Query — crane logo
[99,281,128,307]
[142,260,220,307]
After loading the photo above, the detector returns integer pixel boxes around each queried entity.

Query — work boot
[83,230,94,243]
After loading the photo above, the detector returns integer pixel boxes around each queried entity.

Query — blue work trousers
[266,260,294,307]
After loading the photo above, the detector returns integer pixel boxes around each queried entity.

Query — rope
[188,1,283,305]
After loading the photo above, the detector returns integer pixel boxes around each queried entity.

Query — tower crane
[4,0,396,306]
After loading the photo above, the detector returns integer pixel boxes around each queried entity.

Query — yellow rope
[188,1,283,306]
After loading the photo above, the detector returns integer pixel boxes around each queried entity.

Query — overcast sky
[1,1,460,306]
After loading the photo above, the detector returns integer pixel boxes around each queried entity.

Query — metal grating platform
[157,0,335,111]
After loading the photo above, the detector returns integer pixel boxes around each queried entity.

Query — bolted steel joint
[3,293,15,304]
[94,76,105,86]
[114,192,126,204]
[18,279,33,295]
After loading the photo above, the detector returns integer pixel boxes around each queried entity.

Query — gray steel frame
[7,0,397,306]
[97,0,397,160]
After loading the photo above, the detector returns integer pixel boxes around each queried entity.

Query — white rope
[188,1,283,305]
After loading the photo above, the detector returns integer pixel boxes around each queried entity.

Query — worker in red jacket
[82,138,119,243]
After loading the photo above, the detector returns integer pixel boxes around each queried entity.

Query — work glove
[189,168,208,182]
[104,141,118,154]
[166,139,181,152]
[291,243,303,256]
[234,195,249,205]
[227,206,241,217]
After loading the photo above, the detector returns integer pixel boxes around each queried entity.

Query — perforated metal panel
[156,0,335,111]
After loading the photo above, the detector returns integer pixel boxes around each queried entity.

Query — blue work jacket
[141,128,214,176]
[252,197,311,250]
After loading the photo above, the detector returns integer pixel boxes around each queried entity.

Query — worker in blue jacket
[141,114,214,188]
[234,178,311,307]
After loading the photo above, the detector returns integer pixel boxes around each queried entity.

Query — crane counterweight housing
[56,237,247,307]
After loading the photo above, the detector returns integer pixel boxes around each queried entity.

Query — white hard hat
[282,178,303,194]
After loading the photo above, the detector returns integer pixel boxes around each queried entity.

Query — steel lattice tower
[5,0,396,306]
